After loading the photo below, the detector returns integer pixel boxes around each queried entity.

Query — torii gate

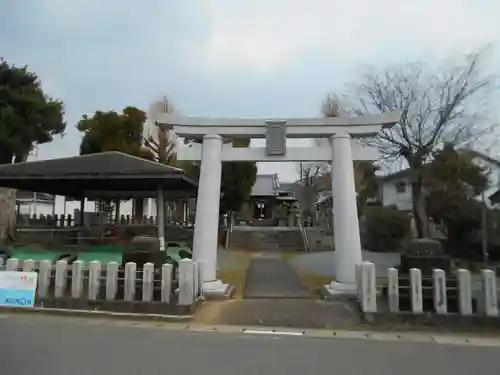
[158,112,400,297]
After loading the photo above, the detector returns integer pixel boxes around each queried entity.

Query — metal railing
[299,218,310,252]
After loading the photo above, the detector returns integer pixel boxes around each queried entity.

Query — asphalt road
[1,315,499,375]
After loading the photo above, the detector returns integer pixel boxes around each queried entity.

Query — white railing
[356,261,499,316]
[0,257,203,308]
[299,218,310,252]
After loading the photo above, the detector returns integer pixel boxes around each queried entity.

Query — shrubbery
[363,205,411,252]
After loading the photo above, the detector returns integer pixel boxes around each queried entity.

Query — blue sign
[0,271,38,308]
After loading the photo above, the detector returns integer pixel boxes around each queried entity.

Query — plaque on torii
[265,120,287,156]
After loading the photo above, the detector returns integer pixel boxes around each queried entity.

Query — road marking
[243,329,305,336]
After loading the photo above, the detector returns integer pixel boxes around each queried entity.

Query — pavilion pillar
[192,133,228,296]
[114,199,121,224]
[157,186,165,251]
[328,133,363,295]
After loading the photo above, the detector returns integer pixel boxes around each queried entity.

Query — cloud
[2,0,500,180]
[197,0,500,74]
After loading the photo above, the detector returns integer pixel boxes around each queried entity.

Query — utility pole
[31,147,39,217]
[481,191,489,264]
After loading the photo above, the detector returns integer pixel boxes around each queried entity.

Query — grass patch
[296,272,333,293]
[216,251,252,299]
[280,252,299,260]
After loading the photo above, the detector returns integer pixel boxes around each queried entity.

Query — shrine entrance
[157,112,400,297]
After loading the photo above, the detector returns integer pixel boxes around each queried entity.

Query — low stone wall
[0,257,203,315]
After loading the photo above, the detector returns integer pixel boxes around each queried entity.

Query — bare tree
[297,162,330,214]
[346,49,498,237]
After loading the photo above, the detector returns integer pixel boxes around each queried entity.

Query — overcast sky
[1,0,499,181]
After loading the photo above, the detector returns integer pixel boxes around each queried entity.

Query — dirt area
[216,249,252,299]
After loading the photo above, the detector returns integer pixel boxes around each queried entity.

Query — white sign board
[0,271,38,308]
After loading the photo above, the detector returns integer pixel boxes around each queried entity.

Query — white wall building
[379,150,500,211]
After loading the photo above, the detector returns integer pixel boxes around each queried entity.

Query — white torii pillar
[191,134,228,295]
[327,133,363,294]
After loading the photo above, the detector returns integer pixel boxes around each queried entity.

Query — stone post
[88,261,101,300]
[37,260,52,298]
[71,260,84,299]
[178,259,195,306]
[387,268,399,313]
[6,257,19,270]
[481,269,498,317]
[23,259,35,272]
[142,262,154,302]
[195,260,204,298]
[360,261,377,313]
[457,269,472,315]
[433,269,447,314]
[106,262,119,301]
[410,268,423,314]
[193,261,199,299]
[54,260,68,298]
[355,264,361,300]
[161,263,173,304]
[124,262,137,302]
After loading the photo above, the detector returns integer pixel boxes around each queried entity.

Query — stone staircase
[229,227,305,252]
[305,227,333,252]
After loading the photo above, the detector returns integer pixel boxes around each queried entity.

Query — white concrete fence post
[0,257,4,269]
[142,262,154,302]
[106,262,119,301]
[433,269,447,314]
[161,263,173,304]
[409,268,423,314]
[23,259,35,272]
[178,259,195,306]
[387,268,399,313]
[195,261,204,298]
[360,261,377,313]
[54,260,68,298]
[71,260,84,299]
[457,269,473,315]
[355,264,362,300]
[193,261,199,300]
[37,260,52,298]
[6,258,19,271]
[88,261,101,300]
[481,269,498,317]
[124,262,137,302]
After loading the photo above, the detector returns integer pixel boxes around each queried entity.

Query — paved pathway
[244,254,311,298]
[194,299,361,328]
[2,314,499,375]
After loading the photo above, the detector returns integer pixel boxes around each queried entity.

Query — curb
[0,307,193,322]
[186,324,500,347]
